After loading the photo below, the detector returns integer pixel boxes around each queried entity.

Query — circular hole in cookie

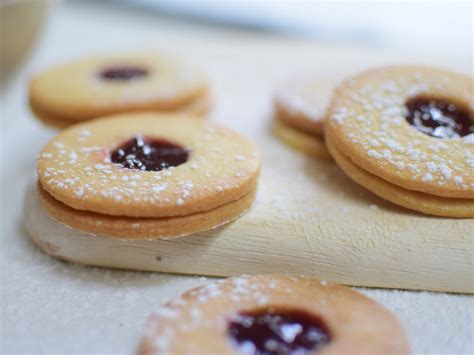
[228,308,330,355]
[99,66,149,81]
[404,96,473,139]
[111,136,189,171]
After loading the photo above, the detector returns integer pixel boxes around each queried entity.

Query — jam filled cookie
[273,77,337,159]
[29,52,211,128]
[36,112,260,238]
[140,275,409,355]
[326,66,474,218]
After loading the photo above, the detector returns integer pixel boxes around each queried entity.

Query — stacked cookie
[29,52,211,128]
[326,66,473,218]
[274,66,473,218]
[36,113,261,238]
[273,77,337,159]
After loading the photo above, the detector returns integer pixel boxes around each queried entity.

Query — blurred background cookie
[29,52,211,128]
[272,77,338,159]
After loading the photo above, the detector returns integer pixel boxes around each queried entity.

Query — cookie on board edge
[35,112,261,238]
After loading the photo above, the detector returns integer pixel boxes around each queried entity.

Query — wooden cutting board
[23,40,473,293]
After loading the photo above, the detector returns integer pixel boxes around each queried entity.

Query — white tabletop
[1,2,473,354]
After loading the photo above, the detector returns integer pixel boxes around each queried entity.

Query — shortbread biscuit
[36,112,260,238]
[273,77,338,158]
[37,182,256,239]
[29,52,211,126]
[32,91,212,129]
[275,77,336,136]
[140,275,409,355]
[326,132,474,218]
[326,66,473,217]
[327,66,473,198]
[272,119,330,159]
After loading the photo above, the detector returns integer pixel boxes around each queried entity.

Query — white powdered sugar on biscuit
[328,66,473,195]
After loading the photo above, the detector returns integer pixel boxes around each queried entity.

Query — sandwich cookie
[29,52,211,128]
[326,66,474,217]
[140,275,409,355]
[36,112,261,238]
[273,77,337,159]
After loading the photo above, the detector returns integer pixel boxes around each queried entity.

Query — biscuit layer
[38,113,261,217]
[30,91,212,129]
[272,118,330,159]
[37,182,256,239]
[326,131,474,218]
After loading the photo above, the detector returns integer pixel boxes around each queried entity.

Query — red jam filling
[111,136,188,171]
[228,310,330,355]
[99,66,148,81]
[405,97,473,139]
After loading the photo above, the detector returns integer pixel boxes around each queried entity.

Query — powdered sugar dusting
[329,68,474,192]
[144,275,324,353]
[464,134,474,144]
[276,77,334,122]
[37,118,261,214]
